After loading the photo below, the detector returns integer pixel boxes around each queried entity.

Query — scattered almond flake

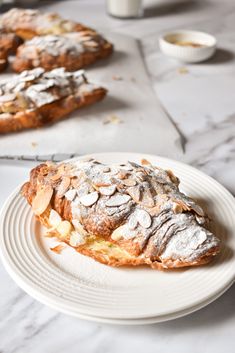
[0,93,16,102]
[103,115,123,125]
[141,186,155,207]
[122,178,136,187]
[56,220,72,239]
[32,185,53,215]
[128,214,138,230]
[65,189,77,201]
[49,209,62,228]
[148,205,160,217]
[72,219,88,236]
[109,166,119,175]
[137,209,152,229]
[166,169,179,185]
[99,185,116,196]
[127,186,141,202]
[79,191,99,207]
[46,161,55,167]
[112,224,136,240]
[57,176,71,197]
[105,194,131,207]
[103,167,111,173]
[196,215,205,225]
[172,202,183,214]
[69,231,86,246]
[50,244,66,254]
[31,141,38,148]
[178,67,189,74]
[50,173,62,181]
[141,159,151,166]
[71,177,79,188]
[93,181,111,187]
[84,40,99,47]
[190,203,204,217]
[45,229,58,238]
[117,170,130,180]
[112,75,123,81]
[120,164,133,171]
[111,226,124,241]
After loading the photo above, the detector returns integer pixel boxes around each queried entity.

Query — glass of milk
[106,0,143,19]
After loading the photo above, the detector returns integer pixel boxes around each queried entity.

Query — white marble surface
[0,0,235,352]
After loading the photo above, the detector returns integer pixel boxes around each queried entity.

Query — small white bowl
[159,30,216,63]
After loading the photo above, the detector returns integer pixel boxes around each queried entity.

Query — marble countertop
[0,0,234,352]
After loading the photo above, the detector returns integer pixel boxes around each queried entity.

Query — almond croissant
[21,158,220,270]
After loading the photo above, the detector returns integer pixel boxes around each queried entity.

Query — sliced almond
[141,159,151,166]
[65,189,77,201]
[166,170,179,185]
[69,231,85,247]
[72,219,88,236]
[105,194,131,207]
[32,185,53,215]
[111,225,125,241]
[137,209,152,229]
[141,189,155,207]
[50,173,62,181]
[99,185,116,196]
[84,40,99,47]
[57,176,71,198]
[172,202,183,214]
[56,220,72,240]
[148,205,161,217]
[117,170,130,180]
[50,244,66,254]
[79,191,99,207]
[119,164,133,171]
[127,186,141,202]
[122,178,136,187]
[128,214,138,230]
[112,224,136,240]
[93,181,111,187]
[71,177,79,188]
[49,209,62,228]
[190,203,205,217]
[102,167,111,173]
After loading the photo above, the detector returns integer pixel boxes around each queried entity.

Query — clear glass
[106,0,143,19]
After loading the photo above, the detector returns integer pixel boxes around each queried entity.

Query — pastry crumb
[31,141,38,147]
[112,75,123,81]
[178,67,189,74]
[50,244,66,254]
[103,115,123,125]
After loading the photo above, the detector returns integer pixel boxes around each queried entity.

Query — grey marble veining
[0,0,235,352]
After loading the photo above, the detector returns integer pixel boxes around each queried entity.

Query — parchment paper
[0,33,182,158]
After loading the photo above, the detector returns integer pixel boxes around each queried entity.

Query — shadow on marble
[205,48,235,64]
[87,50,129,71]
[144,0,208,18]
[60,95,133,125]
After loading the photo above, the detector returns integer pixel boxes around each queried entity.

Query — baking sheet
[0,33,182,158]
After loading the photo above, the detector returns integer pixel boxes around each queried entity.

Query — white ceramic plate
[0,153,235,325]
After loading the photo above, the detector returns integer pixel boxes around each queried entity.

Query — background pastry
[0,8,87,39]
[12,31,113,72]
[0,68,107,133]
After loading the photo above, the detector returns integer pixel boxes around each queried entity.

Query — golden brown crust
[0,88,106,134]
[0,32,21,72]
